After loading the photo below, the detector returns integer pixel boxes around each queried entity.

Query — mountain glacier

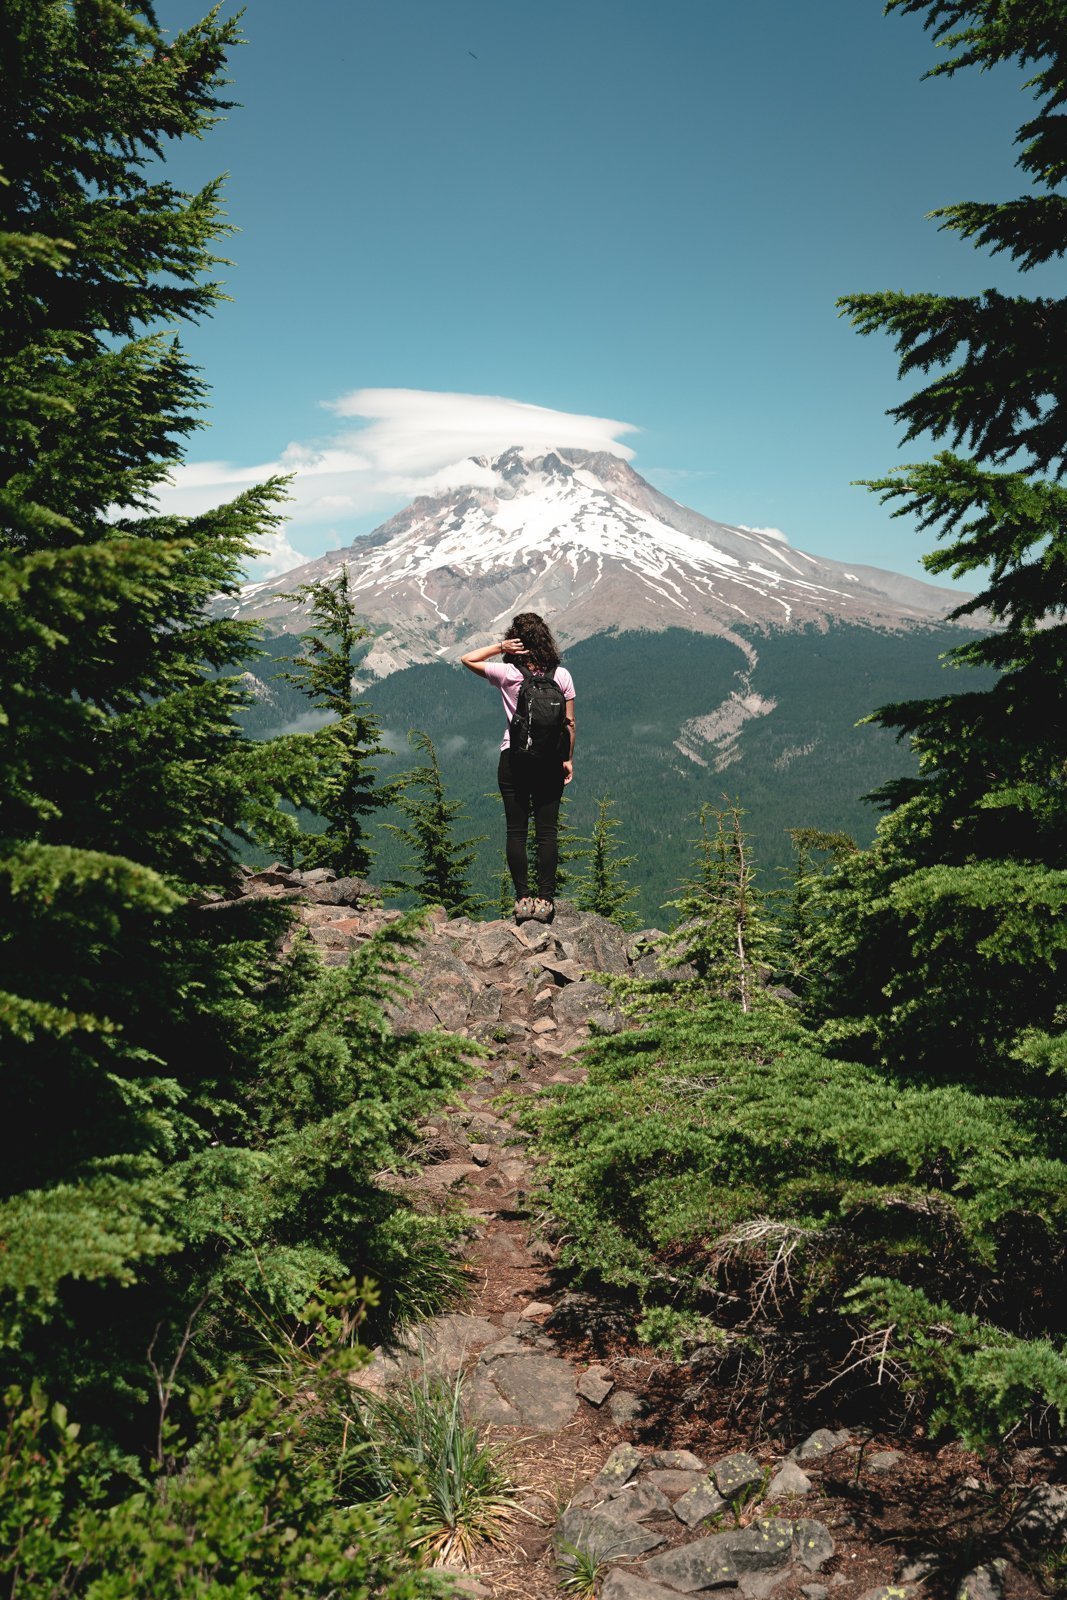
[218,446,962,678]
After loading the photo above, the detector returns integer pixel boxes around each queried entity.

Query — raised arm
[460,637,525,677]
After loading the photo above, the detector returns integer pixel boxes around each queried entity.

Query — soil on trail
[234,868,1066,1600]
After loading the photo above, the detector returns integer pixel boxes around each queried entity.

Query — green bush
[0,1313,456,1599]
[534,987,1067,1442]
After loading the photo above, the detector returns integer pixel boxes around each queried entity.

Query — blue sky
[159,0,1048,584]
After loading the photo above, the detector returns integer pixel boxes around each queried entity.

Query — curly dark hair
[505,612,561,672]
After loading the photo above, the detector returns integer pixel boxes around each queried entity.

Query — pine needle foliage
[278,567,389,878]
[385,730,485,917]
[0,0,472,1502]
[656,801,778,1011]
[572,795,640,929]
[819,0,1067,1075]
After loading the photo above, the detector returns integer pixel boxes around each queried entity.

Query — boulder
[1014,1482,1067,1545]
[553,978,624,1033]
[642,1535,740,1592]
[595,1443,643,1487]
[719,1518,794,1572]
[711,1451,764,1499]
[792,1428,849,1462]
[673,1478,728,1529]
[956,1563,1006,1600]
[648,1450,707,1471]
[608,1478,673,1522]
[601,1573,688,1600]
[467,1351,577,1431]
[765,1460,813,1501]
[793,1519,835,1572]
[554,1503,666,1568]
[558,911,631,976]
[577,1364,614,1405]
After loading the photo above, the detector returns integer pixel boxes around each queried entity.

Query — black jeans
[497,748,566,900]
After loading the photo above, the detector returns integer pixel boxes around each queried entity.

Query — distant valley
[237,625,987,922]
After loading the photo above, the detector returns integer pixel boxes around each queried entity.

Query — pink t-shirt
[483,661,575,751]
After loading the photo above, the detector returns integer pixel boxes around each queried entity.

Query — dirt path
[234,870,1064,1600]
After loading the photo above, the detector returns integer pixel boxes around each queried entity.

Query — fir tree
[0,1,466,1456]
[384,729,484,917]
[658,801,777,1011]
[278,568,387,878]
[572,795,640,929]
[816,0,1067,1074]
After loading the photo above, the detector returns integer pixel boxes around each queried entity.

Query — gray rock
[646,1469,709,1497]
[711,1451,764,1499]
[467,987,502,1023]
[896,1552,939,1583]
[608,1388,647,1425]
[865,1449,903,1475]
[1014,1482,1067,1544]
[642,1535,740,1592]
[596,1442,643,1486]
[673,1479,728,1529]
[394,1313,498,1376]
[600,1571,687,1600]
[720,1518,794,1572]
[765,1460,813,1501]
[577,1364,615,1405]
[609,1478,674,1522]
[555,1503,666,1568]
[956,1563,1006,1600]
[552,977,625,1033]
[792,1428,849,1462]
[801,1587,829,1600]
[467,1352,576,1431]
[307,874,374,905]
[558,912,632,976]
[648,1449,707,1471]
[793,1520,836,1573]
[739,1572,794,1600]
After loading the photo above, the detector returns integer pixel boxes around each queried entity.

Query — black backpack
[509,663,568,760]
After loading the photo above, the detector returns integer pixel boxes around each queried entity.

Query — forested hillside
[237,623,993,921]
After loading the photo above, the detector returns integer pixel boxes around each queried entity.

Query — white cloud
[250,525,305,579]
[738,523,789,544]
[158,388,638,576]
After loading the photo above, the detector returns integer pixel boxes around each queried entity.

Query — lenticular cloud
[160,388,638,549]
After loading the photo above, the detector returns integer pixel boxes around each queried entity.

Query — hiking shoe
[513,897,535,921]
[530,898,555,923]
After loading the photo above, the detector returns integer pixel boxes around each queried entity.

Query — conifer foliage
[818,0,1067,1073]
[0,0,468,1508]
[572,795,640,929]
[279,568,388,877]
[385,729,485,916]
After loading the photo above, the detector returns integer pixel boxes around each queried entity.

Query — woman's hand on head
[501,637,527,655]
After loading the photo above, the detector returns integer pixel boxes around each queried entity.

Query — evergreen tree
[385,729,484,917]
[279,569,388,878]
[776,826,856,991]
[658,801,777,1011]
[572,795,640,929]
[815,0,1067,1074]
[0,0,466,1457]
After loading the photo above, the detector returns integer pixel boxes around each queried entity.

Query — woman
[461,613,575,923]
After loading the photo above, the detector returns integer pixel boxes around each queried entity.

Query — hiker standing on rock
[461,612,575,925]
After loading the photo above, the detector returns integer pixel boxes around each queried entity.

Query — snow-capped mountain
[218,447,963,677]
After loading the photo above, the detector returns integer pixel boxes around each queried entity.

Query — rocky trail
[236,868,1067,1600]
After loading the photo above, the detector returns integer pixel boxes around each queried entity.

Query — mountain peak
[217,447,965,678]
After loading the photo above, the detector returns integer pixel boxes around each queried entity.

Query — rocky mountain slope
[216,447,964,677]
